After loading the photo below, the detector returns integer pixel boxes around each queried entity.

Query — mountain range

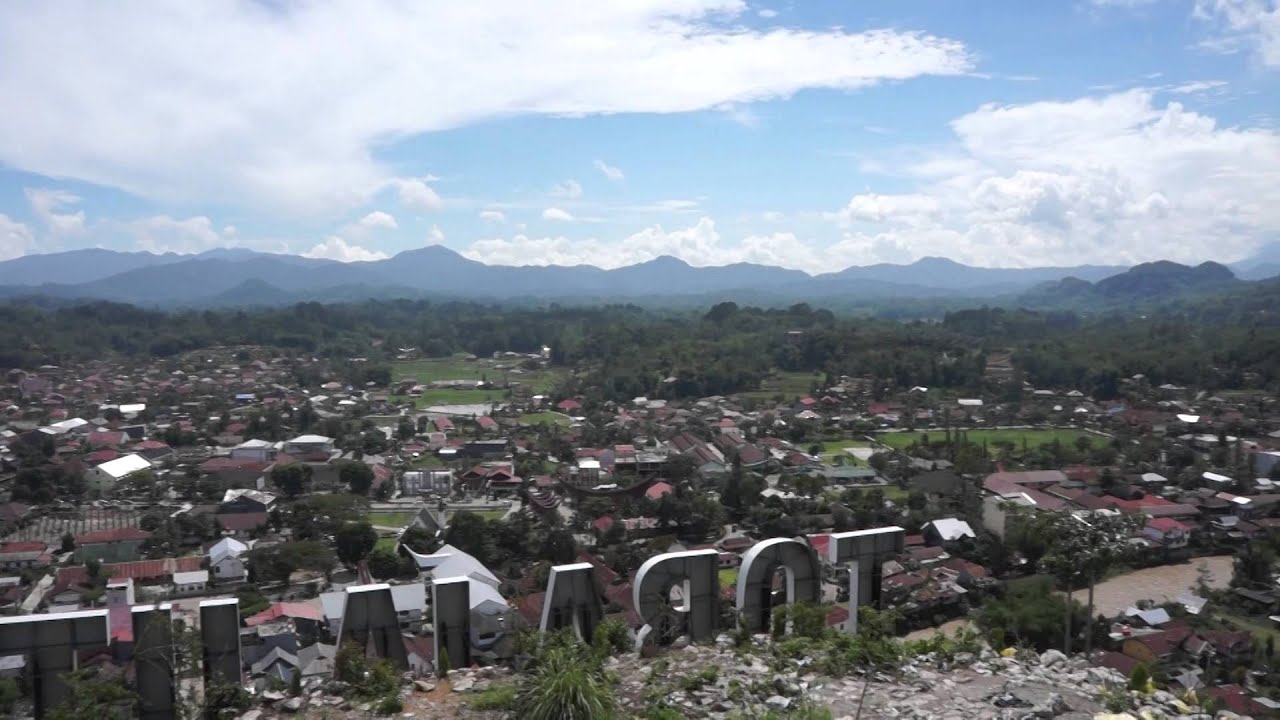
[0,244,1274,309]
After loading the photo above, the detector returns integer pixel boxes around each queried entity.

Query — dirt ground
[905,555,1234,641]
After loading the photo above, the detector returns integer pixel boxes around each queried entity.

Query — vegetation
[515,633,618,720]
[977,577,1091,652]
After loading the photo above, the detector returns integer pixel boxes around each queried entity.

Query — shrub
[516,643,616,720]
[470,684,517,711]
[1128,664,1152,693]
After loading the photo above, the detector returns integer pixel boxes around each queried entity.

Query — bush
[516,642,616,720]
[591,618,632,656]
[374,694,403,715]
[470,684,517,711]
[1128,664,1153,693]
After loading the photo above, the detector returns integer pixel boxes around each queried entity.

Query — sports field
[876,428,1094,451]
[391,355,565,407]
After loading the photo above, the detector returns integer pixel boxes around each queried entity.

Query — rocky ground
[234,636,1255,720]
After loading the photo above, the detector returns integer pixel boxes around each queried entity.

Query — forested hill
[3,293,1280,401]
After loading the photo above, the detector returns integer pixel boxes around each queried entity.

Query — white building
[172,570,209,594]
[283,434,335,457]
[231,438,279,464]
[208,537,249,583]
[83,453,152,490]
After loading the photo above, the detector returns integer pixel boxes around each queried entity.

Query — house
[909,470,965,499]
[230,438,278,464]
[1120,625,1196,664]
[0,541,50,571]
[404,543,514,652]
[75,527,151,563]
[172,569,209,594]
[215,512,268,538]
[208,537,249,583]
[220,488,277,514]
[921,518,976,546]
[83,452,152,490]
[1143,518,1191,549]
[282,434,335,458]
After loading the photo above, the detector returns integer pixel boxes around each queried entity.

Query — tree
[977,576,1088,652]
[60,532,76,553]
[399,525,440,555]
[46,667,137,720]
[1040,511,1143,654]
[270,463,312,499]
[340,462,376,496]
[443,511,498,567]
[335,521,378,567]
[1232,542,1276,588]
[368,547,406,580]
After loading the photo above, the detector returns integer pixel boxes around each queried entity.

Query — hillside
[1020,261,1242,310]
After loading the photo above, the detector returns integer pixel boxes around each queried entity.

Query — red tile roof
[77,527,150,544]
[645,481,673,500]
[245,602,324,626]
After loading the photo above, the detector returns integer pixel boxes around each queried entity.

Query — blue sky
[1,0,1278,272]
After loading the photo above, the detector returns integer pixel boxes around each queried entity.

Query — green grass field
[391,355,566,408]
[719,568,738,589]
[840,484,910,503]
[813,437,871,466]
[875,428,1094,452]
[365,511,418,528]
[374,537,399,553]
[738,370,822,400]
[518,411,572,426]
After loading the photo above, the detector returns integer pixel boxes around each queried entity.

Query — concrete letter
[432,577,471,676]
[337,584,409,668]
[828,526,905,634]
[200,598,243,690]
[633,549,719,645]
[132,604,175,720]
[540,562,604,642]
[735,538,822,632]
[0,609,109,717]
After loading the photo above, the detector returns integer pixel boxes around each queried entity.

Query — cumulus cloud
[0,2,971,214]
[428,224,445,242]
[479,210,506,223]
[303,237,389,262]
[542,207,575,222]
[128,215,232,254]
[1195,0,1280,66]
[826,89,1280,266]
[358,210,398,230]
[390,178,443,212]
[24,188,85,235]
[594,159,625,182]
[465,217,838,272]
[550,180,583,200]
[0,214,34,260]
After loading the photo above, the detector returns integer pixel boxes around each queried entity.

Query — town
[1,313,1278,719]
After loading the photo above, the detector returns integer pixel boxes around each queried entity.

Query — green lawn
[719,568,738,589]
[445,509,508,523]
[1214,612,1280,645]
[391,355,565,408]
[365,511,418,528]
[738,370,822,400]
[374,537,399,553]
[518,411,572,427]
[411,453,445,469]
[813,437,871,466]
[840,484,910,503]
[876,428,1094,452]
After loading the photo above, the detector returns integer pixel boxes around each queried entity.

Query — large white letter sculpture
[132,603,176,720]
[200,598,243,689]
[432,577,471,676]
[735,537,822,632]
[633,549,719,645]
[0,609,110,717]
[337,584,409,668]
[828,527,905,634]
[540,562,604,641]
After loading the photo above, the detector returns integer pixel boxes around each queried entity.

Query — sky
[1,0,1279,273]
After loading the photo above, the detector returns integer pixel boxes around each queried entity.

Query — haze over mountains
[0,244,1275,309]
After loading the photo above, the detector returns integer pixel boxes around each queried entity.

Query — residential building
[83,452,152,490]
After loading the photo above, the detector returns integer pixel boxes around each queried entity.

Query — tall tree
[335,521,378,567]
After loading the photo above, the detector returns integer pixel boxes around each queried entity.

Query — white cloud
[390,177,443,212]
[594,159,625,181]
[758,8,779,18]
[550,179,583,200]
[24,188,85,235]
[825,89,1280,266]
[0,214,34,260]
[1195,0,1280,66]
[761,210,784,222]
[542,207,575,222]
[0,3,971,214]
[127,215,231,254]
[303,237,389,262]
[358,210,398,230]
[428,224,445,243]
[479,210,506,223]
[1165,79,1229,94]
